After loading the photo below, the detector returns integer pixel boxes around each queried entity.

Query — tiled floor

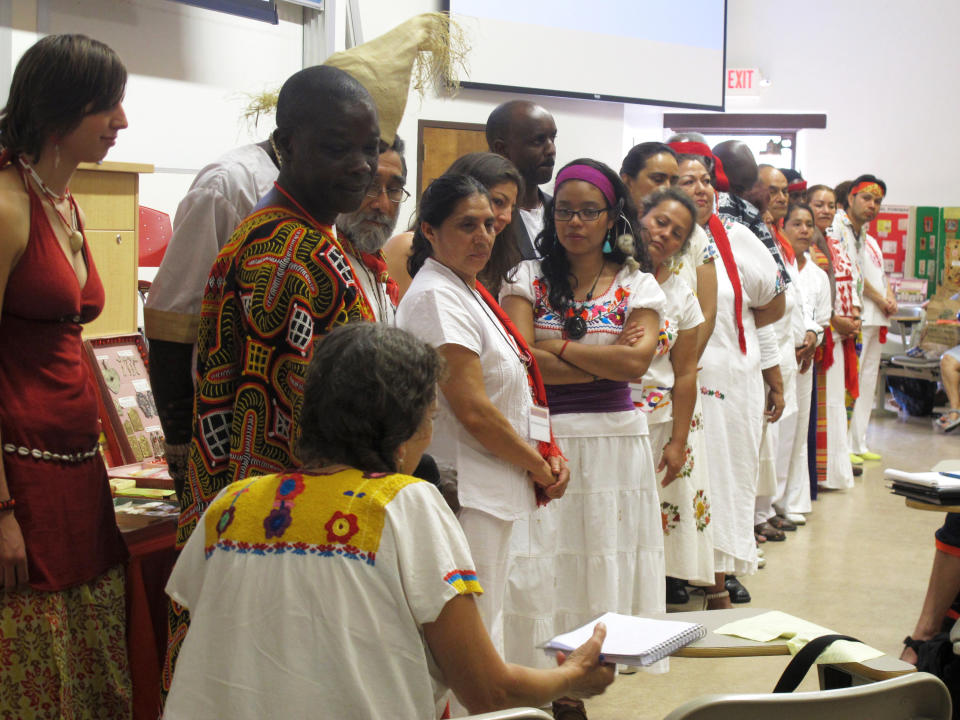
[586,409,954,719]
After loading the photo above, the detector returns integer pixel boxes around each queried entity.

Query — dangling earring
[602,229,613,254]
[54,144,60,169]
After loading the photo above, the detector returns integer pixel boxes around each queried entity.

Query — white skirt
[503,415,665,669]
[648,404,714,585]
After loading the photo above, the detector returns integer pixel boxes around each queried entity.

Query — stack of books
[884,469,960,505]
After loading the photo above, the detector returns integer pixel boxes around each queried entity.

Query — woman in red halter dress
[0,35,132,718]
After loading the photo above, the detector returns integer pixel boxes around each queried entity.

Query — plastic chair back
[662,672,950,720]
[138,206,172,267]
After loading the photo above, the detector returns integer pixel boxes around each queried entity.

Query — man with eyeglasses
[336,135,408,323]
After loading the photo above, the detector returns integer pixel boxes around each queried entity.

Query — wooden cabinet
[71,161,153,338]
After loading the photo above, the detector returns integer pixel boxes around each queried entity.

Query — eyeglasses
[366,184,410,204]
[554,207,611,223]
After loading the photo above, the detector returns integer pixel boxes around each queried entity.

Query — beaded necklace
[18,156,83,253]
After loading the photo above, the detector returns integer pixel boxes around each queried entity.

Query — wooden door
[417,120,488,199]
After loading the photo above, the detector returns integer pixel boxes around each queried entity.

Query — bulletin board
[915,206,940,297]
[867,205,911,276]
[942,207,960,292]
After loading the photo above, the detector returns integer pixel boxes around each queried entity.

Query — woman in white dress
[631,189,715,596]
[673,153,785,608]
[396,175,570,667]
[773,203,832,522]
[499,159,666,715]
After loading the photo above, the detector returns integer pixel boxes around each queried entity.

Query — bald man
[713,140,790,291]
[487,100,557,259]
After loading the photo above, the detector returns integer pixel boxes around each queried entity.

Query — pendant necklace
[18,157,84,253]
[563,261,606,340]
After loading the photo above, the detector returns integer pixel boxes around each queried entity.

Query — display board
[84,335,165,466]
[941,207,960,292]
[868,205,911,276]
[914,206,940,297]
[445,0,727,110]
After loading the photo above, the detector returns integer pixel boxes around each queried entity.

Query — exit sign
[727,67,761,94]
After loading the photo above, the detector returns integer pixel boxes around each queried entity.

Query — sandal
[939,411,960,433]
[768,515,797,532]
[754,521,786,541]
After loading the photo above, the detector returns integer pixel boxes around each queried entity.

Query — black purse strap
[773,634,860,693]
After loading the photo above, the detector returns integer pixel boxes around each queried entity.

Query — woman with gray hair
[164,323,612,719]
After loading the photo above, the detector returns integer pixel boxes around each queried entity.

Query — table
[117,511,178,720]
[645,607,915,689]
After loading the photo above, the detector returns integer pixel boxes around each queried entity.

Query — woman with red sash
[396,175,569,693]
[809,184,860,490]
[673,151,786,608]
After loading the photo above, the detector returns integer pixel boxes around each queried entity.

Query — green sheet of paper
[714,610,884,663]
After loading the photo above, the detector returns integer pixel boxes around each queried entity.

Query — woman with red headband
[500,158,666,715]
[674,152,786,608]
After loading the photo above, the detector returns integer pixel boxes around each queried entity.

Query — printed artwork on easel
[84,335,165,465]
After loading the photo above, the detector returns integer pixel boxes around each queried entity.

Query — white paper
[884,468,960,488]
[118,396,138,408]
[132,378,150,391]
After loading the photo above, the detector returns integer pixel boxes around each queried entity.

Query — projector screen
[445,0,727,110]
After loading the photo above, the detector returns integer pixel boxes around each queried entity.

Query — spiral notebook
[543,612,706,666]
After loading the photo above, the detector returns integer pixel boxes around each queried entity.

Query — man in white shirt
[844,174,896,461]
[334,135,408,324]
[486,100,557,259]
[145,138,281,490]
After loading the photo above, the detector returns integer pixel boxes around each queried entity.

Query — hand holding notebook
[545,612,706,667]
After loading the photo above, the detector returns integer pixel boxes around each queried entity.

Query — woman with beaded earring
[500,158,666,717]
[0,35,132,717]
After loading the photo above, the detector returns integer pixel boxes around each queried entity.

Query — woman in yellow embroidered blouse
[164,323,613,719]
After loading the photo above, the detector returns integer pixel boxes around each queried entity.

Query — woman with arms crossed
[500,158,666,718]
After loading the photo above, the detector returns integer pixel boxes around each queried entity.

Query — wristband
[559,340,570,359]
[0,498,16,513]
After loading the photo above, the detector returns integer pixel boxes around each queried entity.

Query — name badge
[528,405,551,443]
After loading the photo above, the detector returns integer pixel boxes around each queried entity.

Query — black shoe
[852,464,863,477]
[666,576,689,604]
[725,575,751,604]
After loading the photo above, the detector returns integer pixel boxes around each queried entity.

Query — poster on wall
[868,205,911,276]
[915,206,940,297]
[942,207,960,291]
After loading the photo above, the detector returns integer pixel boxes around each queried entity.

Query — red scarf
[667,141,730,192]
[843,336,859,398]
[816,325,835,371]
[707,214,747,354]
[475,282,565,507]
[356,249,399,307]
[769,221,796,264]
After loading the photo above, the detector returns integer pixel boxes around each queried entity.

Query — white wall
[723,0,960,207]
[3,0,303,216]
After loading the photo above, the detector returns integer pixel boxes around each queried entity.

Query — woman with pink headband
[500,158,666,718]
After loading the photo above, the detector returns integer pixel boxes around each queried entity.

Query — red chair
[138,206,172,303]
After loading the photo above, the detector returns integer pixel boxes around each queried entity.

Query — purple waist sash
[545,379,634,415]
